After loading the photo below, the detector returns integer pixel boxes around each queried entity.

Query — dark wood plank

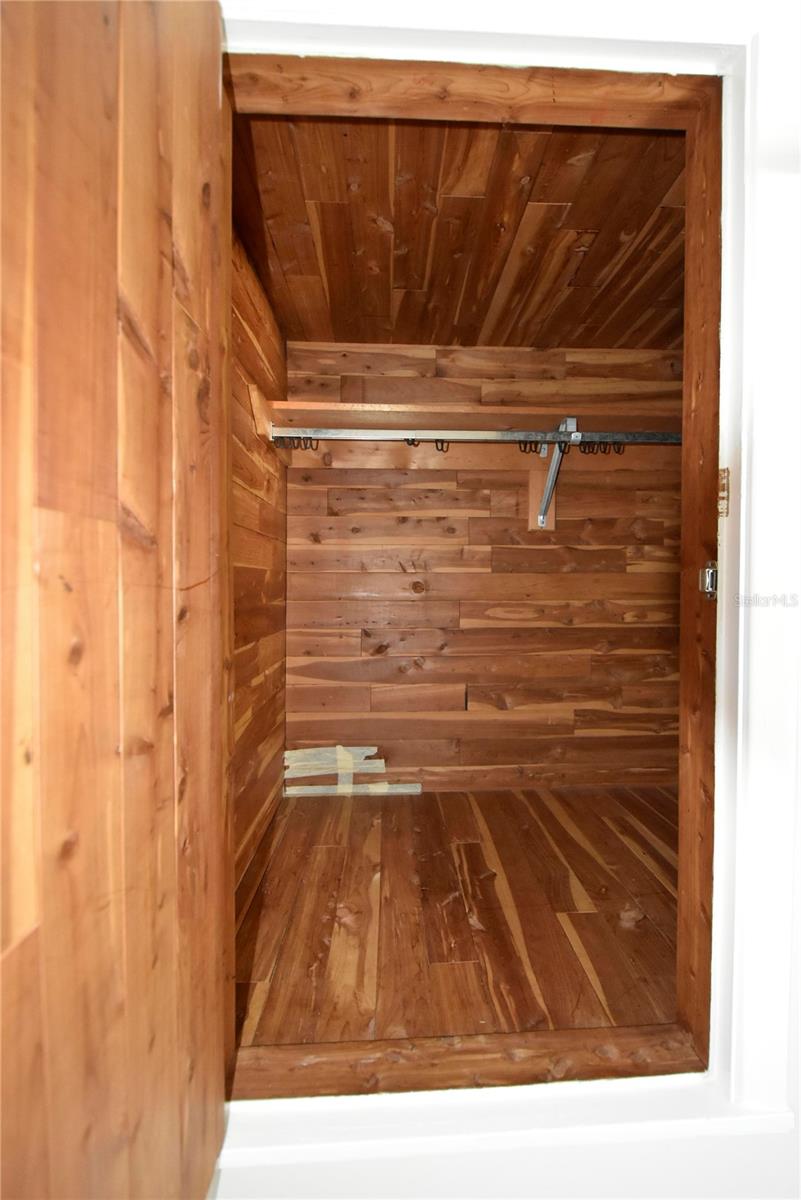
[252,845,346,1044]
[412,796,477,965]
[451,840,550,1033]
[314,799,382,1042]
[374,800,437,1039]
[559,912,675,1025]
[471,796,611,1029]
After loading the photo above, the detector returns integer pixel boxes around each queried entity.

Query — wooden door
[676,88,722,1065]
[1,3,232,1197]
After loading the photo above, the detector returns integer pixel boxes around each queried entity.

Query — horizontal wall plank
[458,735,678,767]
[231,525,286,571]
[469,680,679,712]
[360,626,678,657]
[288,571,676,602]
[341,376,482,405]
[286,629,362,657]
[491,546,628,573]
[287,653,675,687]
[287,545,491,573]
[288,515,469,545]
[288,341,437,376]
[287,600,461,629]
[326,487,490,516]
[370,683,467,712]
[434,346,682,380]
[469,517,676,547]
[287,712,574,742]
[289,468,460,487]
[460,600,679,626]
[286,684,371,713]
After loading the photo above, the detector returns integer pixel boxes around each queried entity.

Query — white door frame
[213,6,800,1196]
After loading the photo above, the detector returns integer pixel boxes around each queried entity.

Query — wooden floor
[235,787,678,1058]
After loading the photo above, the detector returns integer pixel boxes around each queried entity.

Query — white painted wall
[213,4,801,1195]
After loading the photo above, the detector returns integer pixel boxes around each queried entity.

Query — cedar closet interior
[227,67,709,1100]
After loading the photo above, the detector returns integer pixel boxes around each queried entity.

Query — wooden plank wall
[285,343,681,791]
[277,342,682,434]
[1,5,229,1198]
[230,237,289,926]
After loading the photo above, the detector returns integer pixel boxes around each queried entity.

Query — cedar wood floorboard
[235,786,678,1095]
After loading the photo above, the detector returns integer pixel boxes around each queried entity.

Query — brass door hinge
[718,467,730,518]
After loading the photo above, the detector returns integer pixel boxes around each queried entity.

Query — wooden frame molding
[233,1024,701,1100]
[226,56,713,131]
[226,52,721,1092]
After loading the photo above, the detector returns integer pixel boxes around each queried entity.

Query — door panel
[677,85,722,1064]
[0,3,230,1196]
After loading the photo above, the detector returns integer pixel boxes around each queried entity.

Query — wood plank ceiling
[233,116,686,349]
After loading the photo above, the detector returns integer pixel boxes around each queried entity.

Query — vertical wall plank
[34,2,119,521]
[1,0,39,951]
[38,509,130,1199]
[1,3,229,1197]
[117,3,180,1194]
[220,91,238,1089]
[1,11,49,1198]
[1,932,50,1199]
[165,5,228,1190]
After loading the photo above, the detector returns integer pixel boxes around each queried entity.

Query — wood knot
[68,637,84,667]
[549,1056,572,1080]
[59,830,79,860]
[411,580,426,594]
[201,181,211,208]
[196,378,210,419]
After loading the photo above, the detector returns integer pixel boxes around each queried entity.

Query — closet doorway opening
[224,57,720,1100]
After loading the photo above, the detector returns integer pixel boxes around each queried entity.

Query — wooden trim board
[225,57,721,1086]
[232,1024,702,1099]
[226,56,713,131]
[675,84,721,1067]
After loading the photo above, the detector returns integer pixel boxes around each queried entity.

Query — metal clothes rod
[271,417,680,530]
[270,426,682,446]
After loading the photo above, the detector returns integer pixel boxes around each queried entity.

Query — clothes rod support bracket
[538,417,577,529]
